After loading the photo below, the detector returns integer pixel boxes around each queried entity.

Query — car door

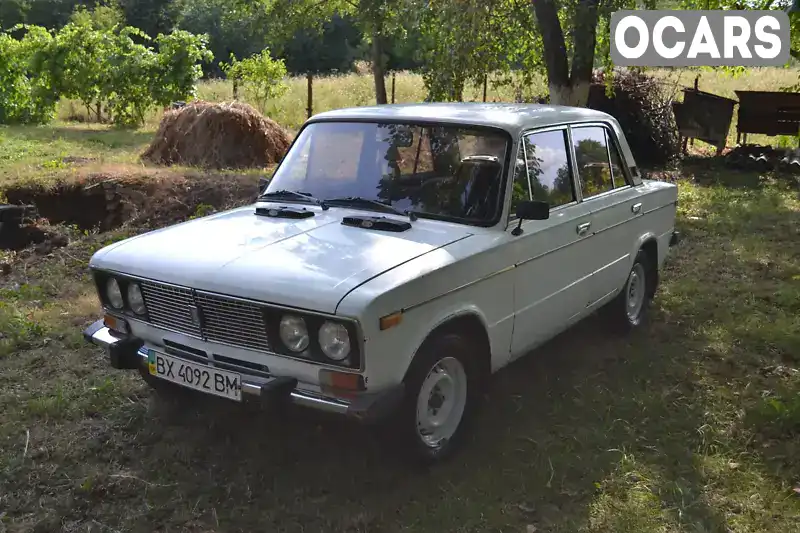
[507,127,596,359]
[568,124,643,305]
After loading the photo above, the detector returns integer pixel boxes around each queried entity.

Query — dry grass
[50,67,800,143]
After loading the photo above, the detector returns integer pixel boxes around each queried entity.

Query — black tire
[382,331,485,465]
[604,248,655,333]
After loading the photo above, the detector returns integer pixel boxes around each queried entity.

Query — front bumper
[83,320,403,423]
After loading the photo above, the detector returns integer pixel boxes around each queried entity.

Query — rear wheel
[604,249,655,333]
[386,332,484,464]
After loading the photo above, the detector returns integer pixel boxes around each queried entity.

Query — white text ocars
[83,103,679,463]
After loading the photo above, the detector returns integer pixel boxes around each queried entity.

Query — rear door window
[571,126,614,199]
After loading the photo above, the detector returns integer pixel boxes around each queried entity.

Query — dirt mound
[141,101,291,170]
[2,167,261,234]
[0,205,69,252]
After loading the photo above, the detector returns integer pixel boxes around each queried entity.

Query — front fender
[404,304,492,370]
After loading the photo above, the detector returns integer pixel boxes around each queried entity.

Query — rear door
[568,124,642,305]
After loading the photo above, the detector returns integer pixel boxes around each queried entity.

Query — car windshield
[265,121,510,224]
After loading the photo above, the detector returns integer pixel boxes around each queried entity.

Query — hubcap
[415,357,468,448]
[625,263,646,323]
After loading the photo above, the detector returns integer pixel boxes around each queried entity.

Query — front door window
[510,128,576,220]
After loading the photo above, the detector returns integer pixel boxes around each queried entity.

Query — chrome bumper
[82,320,403,422]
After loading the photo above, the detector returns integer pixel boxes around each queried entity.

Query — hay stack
[141,101,291,170]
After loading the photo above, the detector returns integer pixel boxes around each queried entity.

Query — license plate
[148,349,242,401]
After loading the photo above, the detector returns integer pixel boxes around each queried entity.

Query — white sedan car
[83,103,679,462]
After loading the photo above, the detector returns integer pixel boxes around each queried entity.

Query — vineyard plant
[221,49,289,113]
[0,20,212,127]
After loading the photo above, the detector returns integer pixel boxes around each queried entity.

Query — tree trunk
[548,82,591,107]
[371,31,388,105]
[531,0,599,107]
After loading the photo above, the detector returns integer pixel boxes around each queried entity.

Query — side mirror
[512,200,549,236]
[258,177,269,194]
[517,200,549,220]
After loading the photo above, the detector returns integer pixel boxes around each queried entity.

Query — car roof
[306,102,616,137]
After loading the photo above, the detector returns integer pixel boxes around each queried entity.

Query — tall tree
[268,0,410,104]
[282,14,362,75]
[417,0,655,106]
[418,0,541,102]
[532,0,599,106]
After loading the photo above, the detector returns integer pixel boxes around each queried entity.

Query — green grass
[0,123,153,186]
[1,165,799,532]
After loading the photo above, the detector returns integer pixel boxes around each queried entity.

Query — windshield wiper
[324,196,411,218]
[258,189,329,210]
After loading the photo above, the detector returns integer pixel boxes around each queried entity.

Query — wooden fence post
[307,73,313,119]
[690,75,699,147]
[483,75,488,103]
[391,72,396,104]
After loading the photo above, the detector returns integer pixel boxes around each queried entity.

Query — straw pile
[141,101,291,169]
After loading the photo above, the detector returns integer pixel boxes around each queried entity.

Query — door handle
[632,202,642,214]
[576,222,591,235]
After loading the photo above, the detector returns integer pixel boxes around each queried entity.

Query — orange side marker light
[379,311,403,331]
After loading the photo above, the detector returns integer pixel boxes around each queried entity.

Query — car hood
[90,203,473,314]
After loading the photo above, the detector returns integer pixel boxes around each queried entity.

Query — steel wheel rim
[415,356,468,448]
[625,263,646,323]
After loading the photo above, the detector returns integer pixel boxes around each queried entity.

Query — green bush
[0,25,60,124]
[0,22,213,127]
[151,30,214,108]
[49,19,114,122]
[221,49,288,113]
[103,27,159,127]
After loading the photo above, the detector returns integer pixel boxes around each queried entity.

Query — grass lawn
[1,159,799,531]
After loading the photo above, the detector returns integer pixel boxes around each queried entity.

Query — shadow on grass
[87,313,727,533]
[682,154,800,190]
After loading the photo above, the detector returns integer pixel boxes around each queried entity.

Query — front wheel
[385,332,483,464]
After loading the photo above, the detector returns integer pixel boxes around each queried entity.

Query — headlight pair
[279,315,351,362]
[104,277,146,315]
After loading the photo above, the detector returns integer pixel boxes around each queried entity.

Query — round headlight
[318,321,351,361]
[127,283,146,315]
[106,278,123,309]
[279,315,309,352]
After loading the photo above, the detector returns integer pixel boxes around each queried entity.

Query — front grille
[139,281,270,353]
[196,292,271,352]
[140,282,201,337]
